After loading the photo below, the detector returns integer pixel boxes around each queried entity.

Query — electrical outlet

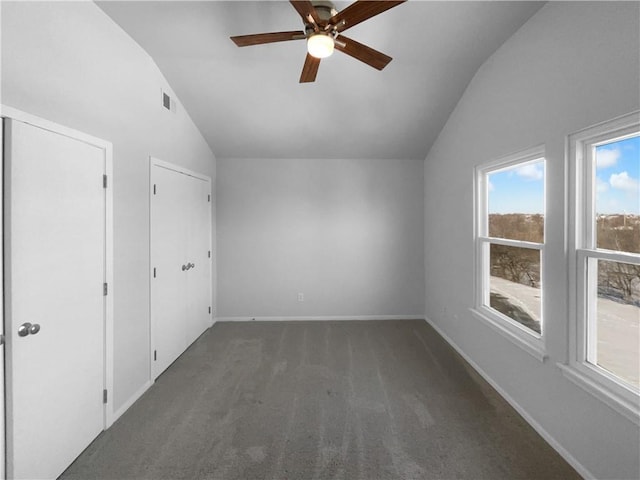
[297,293,304,302]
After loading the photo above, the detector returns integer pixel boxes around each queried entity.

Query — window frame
[472,145,547,362]
[563,111,640,425]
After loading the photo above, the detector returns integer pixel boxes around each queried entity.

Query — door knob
[29,324,41,335]
[18,323,32,337]
[188,262,195,270]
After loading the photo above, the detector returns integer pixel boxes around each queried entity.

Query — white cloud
[596,177,609,193]
[515,164,543,181]
[488,179,494,192]
[609,171,639,192]
[596,148,621,169]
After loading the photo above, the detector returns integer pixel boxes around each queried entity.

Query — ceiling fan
[230,0,406,83]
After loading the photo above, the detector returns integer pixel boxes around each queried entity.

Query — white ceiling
[97,1,544,160]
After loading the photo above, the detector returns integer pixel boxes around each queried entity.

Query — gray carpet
[61,320,580,480]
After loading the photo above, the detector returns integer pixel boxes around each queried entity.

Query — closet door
[150,160,212,380]
[185,175,212,346]
[150,165,189,379]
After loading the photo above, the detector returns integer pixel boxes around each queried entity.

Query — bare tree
[490,244,539,287]
[596,215,640,302]
[488,213,639,300]
[598,260,640,302]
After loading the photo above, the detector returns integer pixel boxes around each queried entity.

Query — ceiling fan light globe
[307,34,334,59]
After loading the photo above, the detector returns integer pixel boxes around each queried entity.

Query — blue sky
[595,135,640,215]
[487,136,639,215]
[488,160,544,214]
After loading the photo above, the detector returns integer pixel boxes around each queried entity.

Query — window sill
[469,307,547,363]
[557,363,640,426]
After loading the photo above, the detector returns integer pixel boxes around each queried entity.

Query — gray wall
[217,158,424,318]
[424,2,639,479]
[1,2,217,412]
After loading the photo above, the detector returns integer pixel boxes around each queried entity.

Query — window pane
[488,160,544,242]
[591,259,640,388]
[595,135,640,254]
[488,244,541,334]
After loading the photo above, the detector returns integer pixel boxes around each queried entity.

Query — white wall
[217,158,424,319]
[424,2,639,479]
[1,2,217,412]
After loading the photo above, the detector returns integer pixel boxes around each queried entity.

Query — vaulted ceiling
[98,1,544,160]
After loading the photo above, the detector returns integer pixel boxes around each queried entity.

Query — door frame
[1,106,116,463]
[149,157,212,381]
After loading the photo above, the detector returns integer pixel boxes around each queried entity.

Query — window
[473,146,546,360]
[564,112,640,424]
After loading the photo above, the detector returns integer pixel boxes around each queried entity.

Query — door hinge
[153,184,157,195]
[103,283,108,296]
[208,306,211,314]
[103,389,108,404]
[153,267,156,278]
[154,350,157,361]
[207,194,210,202]
[208,250,211,258]
[103,175,108,189]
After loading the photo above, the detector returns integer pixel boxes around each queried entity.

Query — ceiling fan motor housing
[310,1,338,22]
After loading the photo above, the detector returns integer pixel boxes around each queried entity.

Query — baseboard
[424,317,595,480]
[214,315,425,322]
[110,379,153,426]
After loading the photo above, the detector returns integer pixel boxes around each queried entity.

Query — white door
[150,165,189,378]
[185,175,212,345]
[150,162,211,379]
[4,119,106,479]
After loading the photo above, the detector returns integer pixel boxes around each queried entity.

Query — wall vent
[161,89,177,113]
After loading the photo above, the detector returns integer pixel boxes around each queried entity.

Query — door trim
[149,156,212,381]
[0,108,5,480]
[150,156,211,182]
[1,105,115,436]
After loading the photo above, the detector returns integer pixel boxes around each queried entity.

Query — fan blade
[330,0,406,32]
[300,53,321,83]
[290,1,320,25]
[231,31,305,47]
[335,35,392,70]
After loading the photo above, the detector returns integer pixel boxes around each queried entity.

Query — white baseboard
[110,379,153,426]
[424,317,594,480]
[214,315,425,322]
